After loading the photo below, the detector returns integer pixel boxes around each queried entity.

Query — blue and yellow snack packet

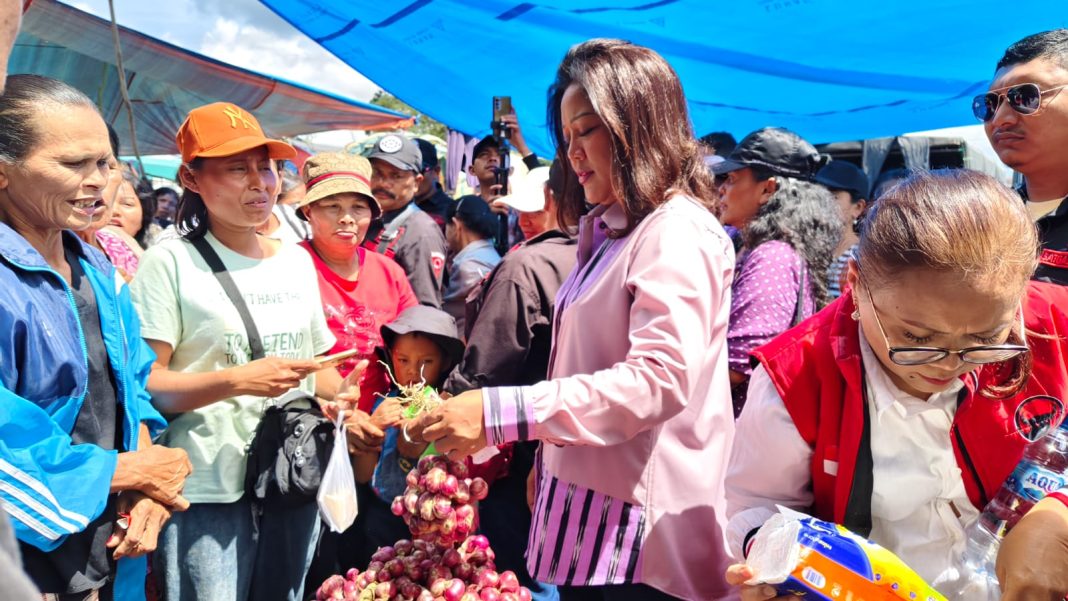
[745,508,946,601]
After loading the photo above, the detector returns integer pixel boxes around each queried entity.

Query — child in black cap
[348,306,465,557]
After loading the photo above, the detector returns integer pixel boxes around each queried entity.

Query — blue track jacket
[0,223,166,600]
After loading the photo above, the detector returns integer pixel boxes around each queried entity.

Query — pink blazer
[483,195,739,600]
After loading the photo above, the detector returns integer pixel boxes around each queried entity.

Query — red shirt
[300,241,418,412]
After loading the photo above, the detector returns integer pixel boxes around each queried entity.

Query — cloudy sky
[63,0,382,103]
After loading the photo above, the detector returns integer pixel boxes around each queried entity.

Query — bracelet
[402,422,416,444]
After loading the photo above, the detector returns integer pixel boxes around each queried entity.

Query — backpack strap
[376,203,419,255]
[190,236,266,360]
[791,266,809,328]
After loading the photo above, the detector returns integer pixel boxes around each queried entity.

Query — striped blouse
[482,197,739,600]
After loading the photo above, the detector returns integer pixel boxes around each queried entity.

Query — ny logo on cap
[223,105,257,130]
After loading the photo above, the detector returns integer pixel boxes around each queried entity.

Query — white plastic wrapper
[317,411,359,533]
[470,445,500,465]
[744,507,947,600]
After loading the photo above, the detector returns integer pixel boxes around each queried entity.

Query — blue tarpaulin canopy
[259,0,1067,157]
[12,0,415,156]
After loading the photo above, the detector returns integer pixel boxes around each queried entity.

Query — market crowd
[4,2,1068,598]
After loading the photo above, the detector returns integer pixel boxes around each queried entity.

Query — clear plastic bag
[316,411,359,532]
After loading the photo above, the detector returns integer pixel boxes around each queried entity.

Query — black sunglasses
[972,82,1068,122]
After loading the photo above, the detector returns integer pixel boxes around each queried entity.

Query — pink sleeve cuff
[482,386,535,445]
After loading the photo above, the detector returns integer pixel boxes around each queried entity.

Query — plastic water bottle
[947,418,1068,599]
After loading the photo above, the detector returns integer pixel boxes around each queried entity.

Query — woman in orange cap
[130,103,344,601]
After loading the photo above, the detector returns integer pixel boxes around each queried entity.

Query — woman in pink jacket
[419,39,738,601]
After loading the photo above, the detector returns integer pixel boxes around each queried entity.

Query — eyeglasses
[972,82,1068,122]
[861,283,1028,366]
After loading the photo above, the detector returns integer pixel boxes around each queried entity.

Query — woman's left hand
[107,491,172,559]
[418,389,487,461]
[997,495,1068,600]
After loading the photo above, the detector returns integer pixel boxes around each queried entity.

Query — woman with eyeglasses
[723,169,1068,600]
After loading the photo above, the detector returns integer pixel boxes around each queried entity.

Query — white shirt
[725,324,979,589]
[268,203,310,244]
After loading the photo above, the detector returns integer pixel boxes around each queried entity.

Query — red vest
[751,282,1068,527]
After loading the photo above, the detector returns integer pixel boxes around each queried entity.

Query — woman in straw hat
[295,152,419,581]
[296,152,418,416]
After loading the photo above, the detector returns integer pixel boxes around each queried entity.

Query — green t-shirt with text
[131,233,335,503]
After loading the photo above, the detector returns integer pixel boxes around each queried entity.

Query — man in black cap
[442,195,501,335]
[814,160,869,299]
[467,112,544,250]
[981,29,1068,285]
[364,134,448,308]
[413,138,452,232]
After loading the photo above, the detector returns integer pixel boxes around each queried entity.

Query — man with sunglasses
[980,29,1068,285]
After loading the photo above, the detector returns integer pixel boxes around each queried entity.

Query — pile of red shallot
[391,455,489,546]
[316,456,531,601]
[315,535,531,601]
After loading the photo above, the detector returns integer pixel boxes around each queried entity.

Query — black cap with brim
[713,127,827,181]
[379,306,465,369]
[712,158,747,175]
[464,135,500,172]
[815,160,870,200]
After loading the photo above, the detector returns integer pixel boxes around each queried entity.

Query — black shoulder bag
[190,236,333,508]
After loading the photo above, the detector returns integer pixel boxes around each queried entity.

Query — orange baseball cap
[175,102,296,164]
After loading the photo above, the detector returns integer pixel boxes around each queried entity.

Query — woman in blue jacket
[0,75,192,600]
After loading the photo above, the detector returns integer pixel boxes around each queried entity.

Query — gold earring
[851,309,861,321]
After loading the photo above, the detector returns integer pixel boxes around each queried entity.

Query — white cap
[493,166,551,213]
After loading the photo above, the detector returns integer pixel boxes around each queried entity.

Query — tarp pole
[106,0,144,177]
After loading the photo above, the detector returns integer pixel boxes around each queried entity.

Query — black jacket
[364,204,447,308]
[1035,199,1068,285]
[443,230,577,394]
[1019,185,1068,286]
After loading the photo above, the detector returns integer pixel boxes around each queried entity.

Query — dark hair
[0,74,100,163]
[107,123,120,158]
[450,195,498,240]
[857,169,1038,398]
[871,168,911,201]
[460,215,497,240]
[414,138,439,170]
[176,158,208,240]
[996,29,1068,71]
[699,131,737,156]
[154,186,179,201]
[135,191,157,249]
[547,159,566,198]
[547,39,717,236]
[743,176,842,309]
